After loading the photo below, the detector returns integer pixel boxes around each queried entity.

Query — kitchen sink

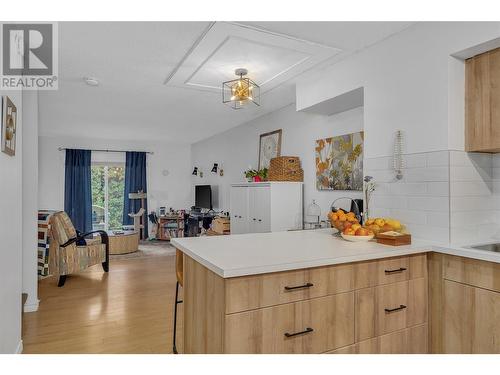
[469,243,500,253]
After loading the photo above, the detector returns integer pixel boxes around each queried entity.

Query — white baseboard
[23,298,40,313]
[15,340,23,354]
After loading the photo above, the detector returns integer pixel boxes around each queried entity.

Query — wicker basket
[268,156,304,182]
[270,156,301,171]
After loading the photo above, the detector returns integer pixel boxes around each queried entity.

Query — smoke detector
[83,77,99,86]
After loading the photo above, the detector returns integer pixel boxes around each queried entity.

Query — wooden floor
[22,255,183,354]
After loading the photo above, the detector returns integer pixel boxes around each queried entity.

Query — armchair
[48,211,109,287]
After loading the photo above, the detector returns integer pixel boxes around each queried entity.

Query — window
[91,164,125,231]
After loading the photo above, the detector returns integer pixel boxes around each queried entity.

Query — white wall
[0,90,23,353]
[296,22,500,158]
[38,136,192,231]
[191,104,363,219]
[22,91,39,312]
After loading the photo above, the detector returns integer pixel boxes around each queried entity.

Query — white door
[230,186,249,234]
[248,186,271,233]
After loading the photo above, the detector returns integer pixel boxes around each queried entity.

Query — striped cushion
[50,211,77,245]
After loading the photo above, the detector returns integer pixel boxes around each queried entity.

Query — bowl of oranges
[327,211,404,242]
[327,210,374,242]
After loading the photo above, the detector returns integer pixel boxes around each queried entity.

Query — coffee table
[107,231,139,255]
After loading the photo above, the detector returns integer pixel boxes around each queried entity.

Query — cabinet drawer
[225,264,355,314]
[224,292,354,354]
[326,324,428,354]
[443,254,500,293]
[355,278,427,341]
[354,256,411,288]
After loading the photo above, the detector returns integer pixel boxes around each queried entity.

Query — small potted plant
[244,167,268,182]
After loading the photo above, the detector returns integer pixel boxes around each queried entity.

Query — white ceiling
[38,21,413,144]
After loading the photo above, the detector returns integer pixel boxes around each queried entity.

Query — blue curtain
[123,152,148,236]
[64,149,92,233]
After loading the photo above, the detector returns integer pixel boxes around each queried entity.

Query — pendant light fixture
[222,68,260,110]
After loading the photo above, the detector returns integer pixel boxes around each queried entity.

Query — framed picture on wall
[315,131,364,191]
[258,129,282,169]
[1,96,17,157]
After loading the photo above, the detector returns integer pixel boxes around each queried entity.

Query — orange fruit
[355,228,370,236]
[343,227,355,235]
[351,223,362,232]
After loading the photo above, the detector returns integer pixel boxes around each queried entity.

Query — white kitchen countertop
[172,229,500,278]
[171,229,437,278]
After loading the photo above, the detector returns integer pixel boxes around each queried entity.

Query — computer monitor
[195,185,212,210]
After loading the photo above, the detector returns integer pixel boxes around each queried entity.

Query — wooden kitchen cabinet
[443,280,500,353]
[465,47,500,152]
[430,254,500,354]
[183,253,428,354]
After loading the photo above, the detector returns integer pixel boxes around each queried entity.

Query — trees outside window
[91,164,125,231]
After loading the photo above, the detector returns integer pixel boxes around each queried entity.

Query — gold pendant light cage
[222,68,260,109]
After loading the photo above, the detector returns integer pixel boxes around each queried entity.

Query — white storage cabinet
[229,182,303,234]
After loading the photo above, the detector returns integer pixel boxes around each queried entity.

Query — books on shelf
[164,228,181,239]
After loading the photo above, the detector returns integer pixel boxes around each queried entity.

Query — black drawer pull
[284,327,314,338]
[384,304,407,313]
[384,267,407,274]
[284,282,314,291]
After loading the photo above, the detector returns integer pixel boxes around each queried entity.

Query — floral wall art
[315,131,364,191]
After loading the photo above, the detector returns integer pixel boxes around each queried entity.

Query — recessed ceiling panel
[165,22,342,94]
[186,36,310,90]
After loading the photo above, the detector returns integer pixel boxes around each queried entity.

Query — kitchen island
[172,229,430,354]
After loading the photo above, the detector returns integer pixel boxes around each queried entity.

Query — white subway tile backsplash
[450,166,492,182]
[451,223,500,244]
[450,210,496,227]
[426,211,450,227]
[426,151,449,167]
[493,168,500,179]
[365,150,500,244]
[477,223,500,240]
[371,182,391,197]
[490,198,500,210]
[426,182,449,196]
[404,153,427,169]
[390,182,427,196]
[407,196,449,212]
[389,209,427,225]
[450,181,493,196]
[371,196,408,209]
[450,196,494,212]
[408,224,449,243]
[365,169,397,183]
[450,151,492,168]
[404,167,449,182]
[369,208,391,218]
[450,226,478,244]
